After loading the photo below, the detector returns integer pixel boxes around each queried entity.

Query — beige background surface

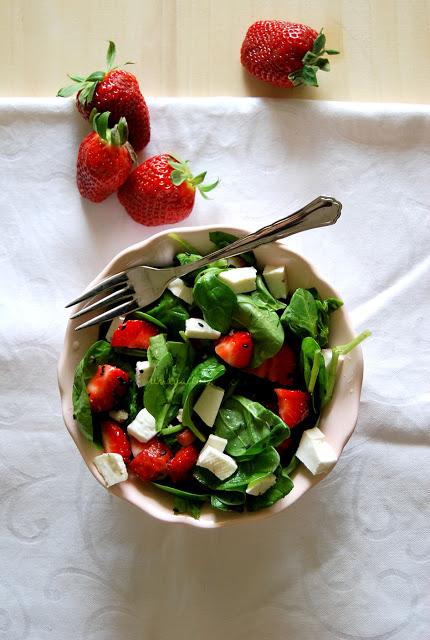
[1,0,429,103]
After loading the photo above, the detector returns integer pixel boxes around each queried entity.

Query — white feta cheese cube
[201,434,228,454]
[167,277,194,305]
[193,384,225,427]
[94,453,128,487]
[303,426,325,440]
[130,436,145,458]
[196,446,237,480]
[135,360,153,388]
[108,409,129,423]
[263,265,288,299]
[105,315,125,342]
[127,408,157,443]
[246,473,277,496]
[296,428,338,475]
[176,408,183,423]
[184,318,221,340]
[218,267,257,294]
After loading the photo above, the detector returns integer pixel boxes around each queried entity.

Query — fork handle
[174,195,342,277]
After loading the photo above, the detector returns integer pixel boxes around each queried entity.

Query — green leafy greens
[144,335,194,431]
[215,395,289,459]
[281,288,343,347]
[181,357,226,441]
[193,267,237,333]
[72,340,113,441]
[232,294,284,366]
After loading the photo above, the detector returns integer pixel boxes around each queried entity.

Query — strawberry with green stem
[58,41,150,151]
[241,21,339,88]
[118,154,219,226]
[76,109,136,203]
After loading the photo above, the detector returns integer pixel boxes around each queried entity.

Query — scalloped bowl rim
[58,223,363,529]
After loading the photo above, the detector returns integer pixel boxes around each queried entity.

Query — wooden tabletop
[1,0,429,103]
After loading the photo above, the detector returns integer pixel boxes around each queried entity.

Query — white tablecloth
[1,97,429,640]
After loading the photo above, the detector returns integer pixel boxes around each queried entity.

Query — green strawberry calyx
[57,41,133,106]
[168,157,219,199]
[288,29,339,88]
[90,109,137,162]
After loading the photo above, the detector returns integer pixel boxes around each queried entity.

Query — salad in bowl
[59,226,368,527]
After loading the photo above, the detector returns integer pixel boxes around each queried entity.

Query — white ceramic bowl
[58,225,364,528]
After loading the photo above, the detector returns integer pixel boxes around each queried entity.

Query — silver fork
[67,195,342,330]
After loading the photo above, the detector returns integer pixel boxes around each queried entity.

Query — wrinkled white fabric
[0,97,429,640]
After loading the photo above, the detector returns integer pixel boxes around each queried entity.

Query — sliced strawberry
[176,428,196,447]
[101,419,131,463]
[248,344,297,386]
[130,435,145,458]
[168,445,199,483]
[275,389,310,428]
[110,319,159,350]
[128,437,172,482]
[215,331,254,368]
[86,364,129,413]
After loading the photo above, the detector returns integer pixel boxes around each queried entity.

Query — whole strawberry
[58,41,150,151]
[241,21,339,88]
[118,154,218,226]
[76,110,136,203]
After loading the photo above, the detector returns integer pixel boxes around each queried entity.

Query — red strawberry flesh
[177,429,196,447]
[248,344,297,386]
[129,437,172,482]
[275,389,310,428]
[110,319,159,350]
[86,364,129,413]
[101,419,131,464]
[215,331,254,368]
[168,444,200,483]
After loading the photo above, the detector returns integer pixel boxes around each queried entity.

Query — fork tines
[65,270,137,331]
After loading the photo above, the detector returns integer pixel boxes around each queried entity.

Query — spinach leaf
[281,288,319,341]
[194,447,280,493]
[132,310,167,330]
[112,347,148,358]
[209,231,256,266]
[283,456,299,477]
[182,357,226,441]
[282,288,344,347]
[168,232,200,254]
[215,395,289,459]
[153,482,208,519]
[251,275,286,312]
[247,468,294,511]
[173,497,203,519]
[211,493,245,512]
[72,340,112,441]
[300,336,327,411]
[314,296,343,347]
[125,377,140,422]
[219,447,280,491]
[152,482,208,501]
[193,268,237,333]
[176,252,203,267]
[144,291,190,335]
[322,330,371,407]
[176,252,229,286]
[175,252,203,286]
[144,335,194,430]
[232,295,284,367]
